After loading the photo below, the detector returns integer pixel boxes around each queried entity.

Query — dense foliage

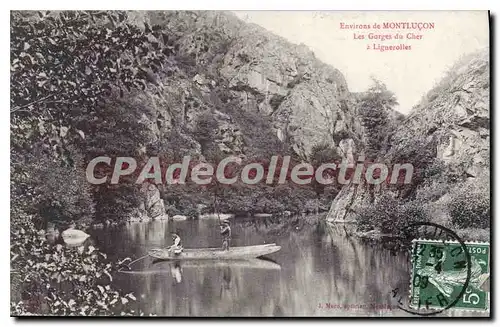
[11,10,171,225]
[356,194,428,234]
[358,78,398,159]
[11,215,139,316]
[11,11,171,154]
[10,10,341,315]
[22,148,95,228]
[448,181,490,229]
[11,10,171,315]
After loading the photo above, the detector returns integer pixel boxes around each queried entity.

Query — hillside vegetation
[327,49,490,242]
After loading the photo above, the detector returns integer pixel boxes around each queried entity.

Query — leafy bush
[309,142,342,166]
[93,183,143,223]
[193,112,220,152]
[165,204,182,217]
[11,216,140,316]
[390,135,438,196]
[13,148,94,229]
[415,182,449,203]
[456,228,490,242]
[357,194,429,234]
[358,78,398,159]
[11,10,172,155]
[10,10,170,315]
[449,183,490,229]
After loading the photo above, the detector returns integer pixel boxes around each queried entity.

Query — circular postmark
[388,222,472,316]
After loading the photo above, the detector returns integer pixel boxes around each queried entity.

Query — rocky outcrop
[120,11,368,219]
[145,11,363,160]
[142,184,168,220]
[327,49,490,222]
[129,184,168,221]
[217,18,363,158]
[391,49,489,178]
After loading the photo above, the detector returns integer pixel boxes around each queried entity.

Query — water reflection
[90,218,478,317]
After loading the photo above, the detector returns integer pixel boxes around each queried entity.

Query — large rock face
[144,11,363,159]
[217,22,363,158]
[327,49,490,222]
[120,11,366,219]
[391,49,489,178]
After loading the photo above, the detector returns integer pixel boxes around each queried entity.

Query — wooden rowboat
[148,243,281,260]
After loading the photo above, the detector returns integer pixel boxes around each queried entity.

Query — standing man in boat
[169,232,183,255]
[220,220,231,251]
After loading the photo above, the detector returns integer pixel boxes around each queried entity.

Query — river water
[90,216,420,317]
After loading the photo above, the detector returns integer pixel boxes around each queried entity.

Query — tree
[81,98,154,222]
[11,10,173,223]
[11,10,172,147]
[10,11,174,315]
[309,142,341,200]
[193,112,220,154]
[28,148,94,228]
[359,77,398,159]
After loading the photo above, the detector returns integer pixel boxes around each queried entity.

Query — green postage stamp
[410,239,490,312]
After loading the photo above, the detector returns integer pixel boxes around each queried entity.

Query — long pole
[214,187,221,225]
[117,254,149,272]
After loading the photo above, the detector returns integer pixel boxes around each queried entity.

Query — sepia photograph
[9,9,490,317]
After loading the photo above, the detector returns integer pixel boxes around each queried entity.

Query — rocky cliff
[327,49,490,224]
[144,11,364,157]
[395,49,489,178]
[124,11,365,219]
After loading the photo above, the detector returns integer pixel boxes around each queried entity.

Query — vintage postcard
[10,10,490,317]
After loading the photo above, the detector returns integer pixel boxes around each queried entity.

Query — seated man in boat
[220,220,231,251]
[168,232,183,255]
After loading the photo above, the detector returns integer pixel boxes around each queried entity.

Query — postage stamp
[410,239,490,312]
